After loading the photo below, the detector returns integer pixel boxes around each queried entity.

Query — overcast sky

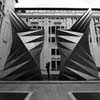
[15,0,100,8]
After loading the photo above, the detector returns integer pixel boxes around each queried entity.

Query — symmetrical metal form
[56,9,99,80]
[0,8,99,81]
[0,10,44,80]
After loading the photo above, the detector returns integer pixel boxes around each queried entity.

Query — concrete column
[0,0,16,70]
[0,12,12,70]
[40,18,51,75]
[89,18,100,77]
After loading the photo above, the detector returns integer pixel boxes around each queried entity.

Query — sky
[15,0,100,8]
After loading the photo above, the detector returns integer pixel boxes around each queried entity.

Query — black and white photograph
[0,0,100,100]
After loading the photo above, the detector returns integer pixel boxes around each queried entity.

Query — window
[49,26,51,34]
[51,48,60,55]
[51,26,56,34]
[54,22,61,25]
[38,17,41,19]
[56,26,60,29]
[49,37,51,42]
[49,37,56,43]
[51,60,61,71]
[57,61,61,70]
[21,10,25,13]
[51,49,56,55]
[49,26,56,34]
[37,26,41,29]
[51,61,56,71]
[61,26,64,29]
[52,37,56,42]
[33,26,37,29]
[31,22,38,25]
[32,26,38,30]
[41,27,44,29]
[57,49,60,55]
[96,37,98,42]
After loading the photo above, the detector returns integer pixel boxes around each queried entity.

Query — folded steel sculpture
[0,10,44,80]
[56,9,99,80]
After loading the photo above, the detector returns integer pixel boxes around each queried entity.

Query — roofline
[15,8,100,11]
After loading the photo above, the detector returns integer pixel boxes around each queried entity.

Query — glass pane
[51,49,55,55]
[49,26,51,34]
[51,61,56,71]
[56,26,60,29]
[57,49,60,55]
[51,37,56,42]
[38,26,41,29]
[52,26,55,34]
[57,61,61,70]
